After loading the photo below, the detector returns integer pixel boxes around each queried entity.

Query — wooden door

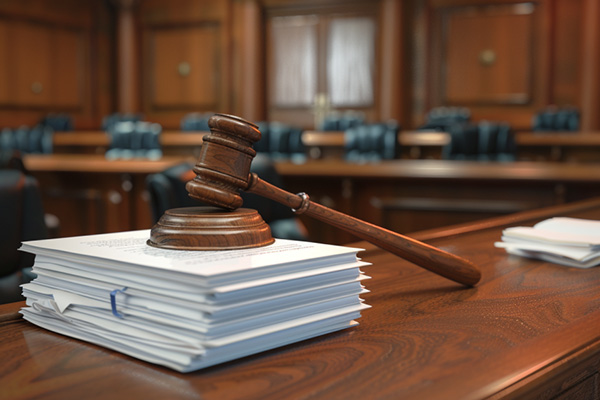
[149,25,220,110]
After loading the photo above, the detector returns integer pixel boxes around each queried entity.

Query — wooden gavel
[180,113,481,286]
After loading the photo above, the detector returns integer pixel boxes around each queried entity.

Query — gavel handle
[246,173,481,287]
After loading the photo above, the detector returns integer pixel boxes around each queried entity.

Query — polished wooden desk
[3,198,600,399]
[517,132,600,162]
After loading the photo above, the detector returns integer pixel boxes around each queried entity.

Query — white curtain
[327,18,375,106]
[271,16,318,106]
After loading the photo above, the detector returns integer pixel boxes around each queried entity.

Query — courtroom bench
[275,159,600,244]
[22,154,600,242]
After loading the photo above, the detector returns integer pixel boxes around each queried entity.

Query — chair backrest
[39,113,73,131]
[419,107,471,131]
[532,107,579,131]
[0,170,49,277]
[443,122,515,161]
[254,121,306,162]
[344,121,400,162]
[320,111,366,131]
[180,112,212,131]
[106,121,162,160]
[0,126,53,156]
[102,113,144,131]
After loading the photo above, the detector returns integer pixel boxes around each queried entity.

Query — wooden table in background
[22,155,600,241]
[276,159,600,244]
[53,131,206,157]
[3,198,600,399]
[23,154,193,237]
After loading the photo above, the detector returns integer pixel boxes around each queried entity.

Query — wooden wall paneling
[0,20,8,105]
[115,0,140,115]
[379,0,405,123]
[139,0,233,129]
[151,25,220,109]
[444,3,534,105]
[580,0,600,130]
[83,1,115,130]
[551,0,583,107]
[51,27,85,109]
[0,0,113,129]
[12,21,53,107]
[231,0,265,123]
[426,0,552,130]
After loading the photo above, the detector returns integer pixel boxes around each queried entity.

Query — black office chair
[319,111,366,131]
[146,154,308,241]
[180,112,212,131]
[102,113,144,131]
[0,170,50,304]
[442,122,516,161]
[106,121,162,160]
[532,106,579,131]
[0,126,53,156]
[344,121,400,162]
[254,122,307,163]
[419,107,471,131]
[39,113,73,131]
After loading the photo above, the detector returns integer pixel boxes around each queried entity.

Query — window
[267,10,377,128]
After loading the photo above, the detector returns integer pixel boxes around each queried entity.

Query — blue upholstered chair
[180,112,212,131]
[532,107,579,131]
[254,121,306,163]
[344,121,400,162]
[442,122,516,161]
[105,121,162,160]
[319,111,366,131]
[419,107,471,132]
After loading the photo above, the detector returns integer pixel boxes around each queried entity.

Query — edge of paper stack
[19,229,371,372]
[494,217,600,268]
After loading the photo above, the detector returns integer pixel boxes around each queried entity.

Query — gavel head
[186,113,261,210]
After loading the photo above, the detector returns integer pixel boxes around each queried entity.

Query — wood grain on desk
[3,198,600,399]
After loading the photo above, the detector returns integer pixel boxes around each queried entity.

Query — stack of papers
[19,230,370,372]
[495,217,600,268]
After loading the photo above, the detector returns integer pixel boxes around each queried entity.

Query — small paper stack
[19,230,370,372]
[495,217,600,268]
